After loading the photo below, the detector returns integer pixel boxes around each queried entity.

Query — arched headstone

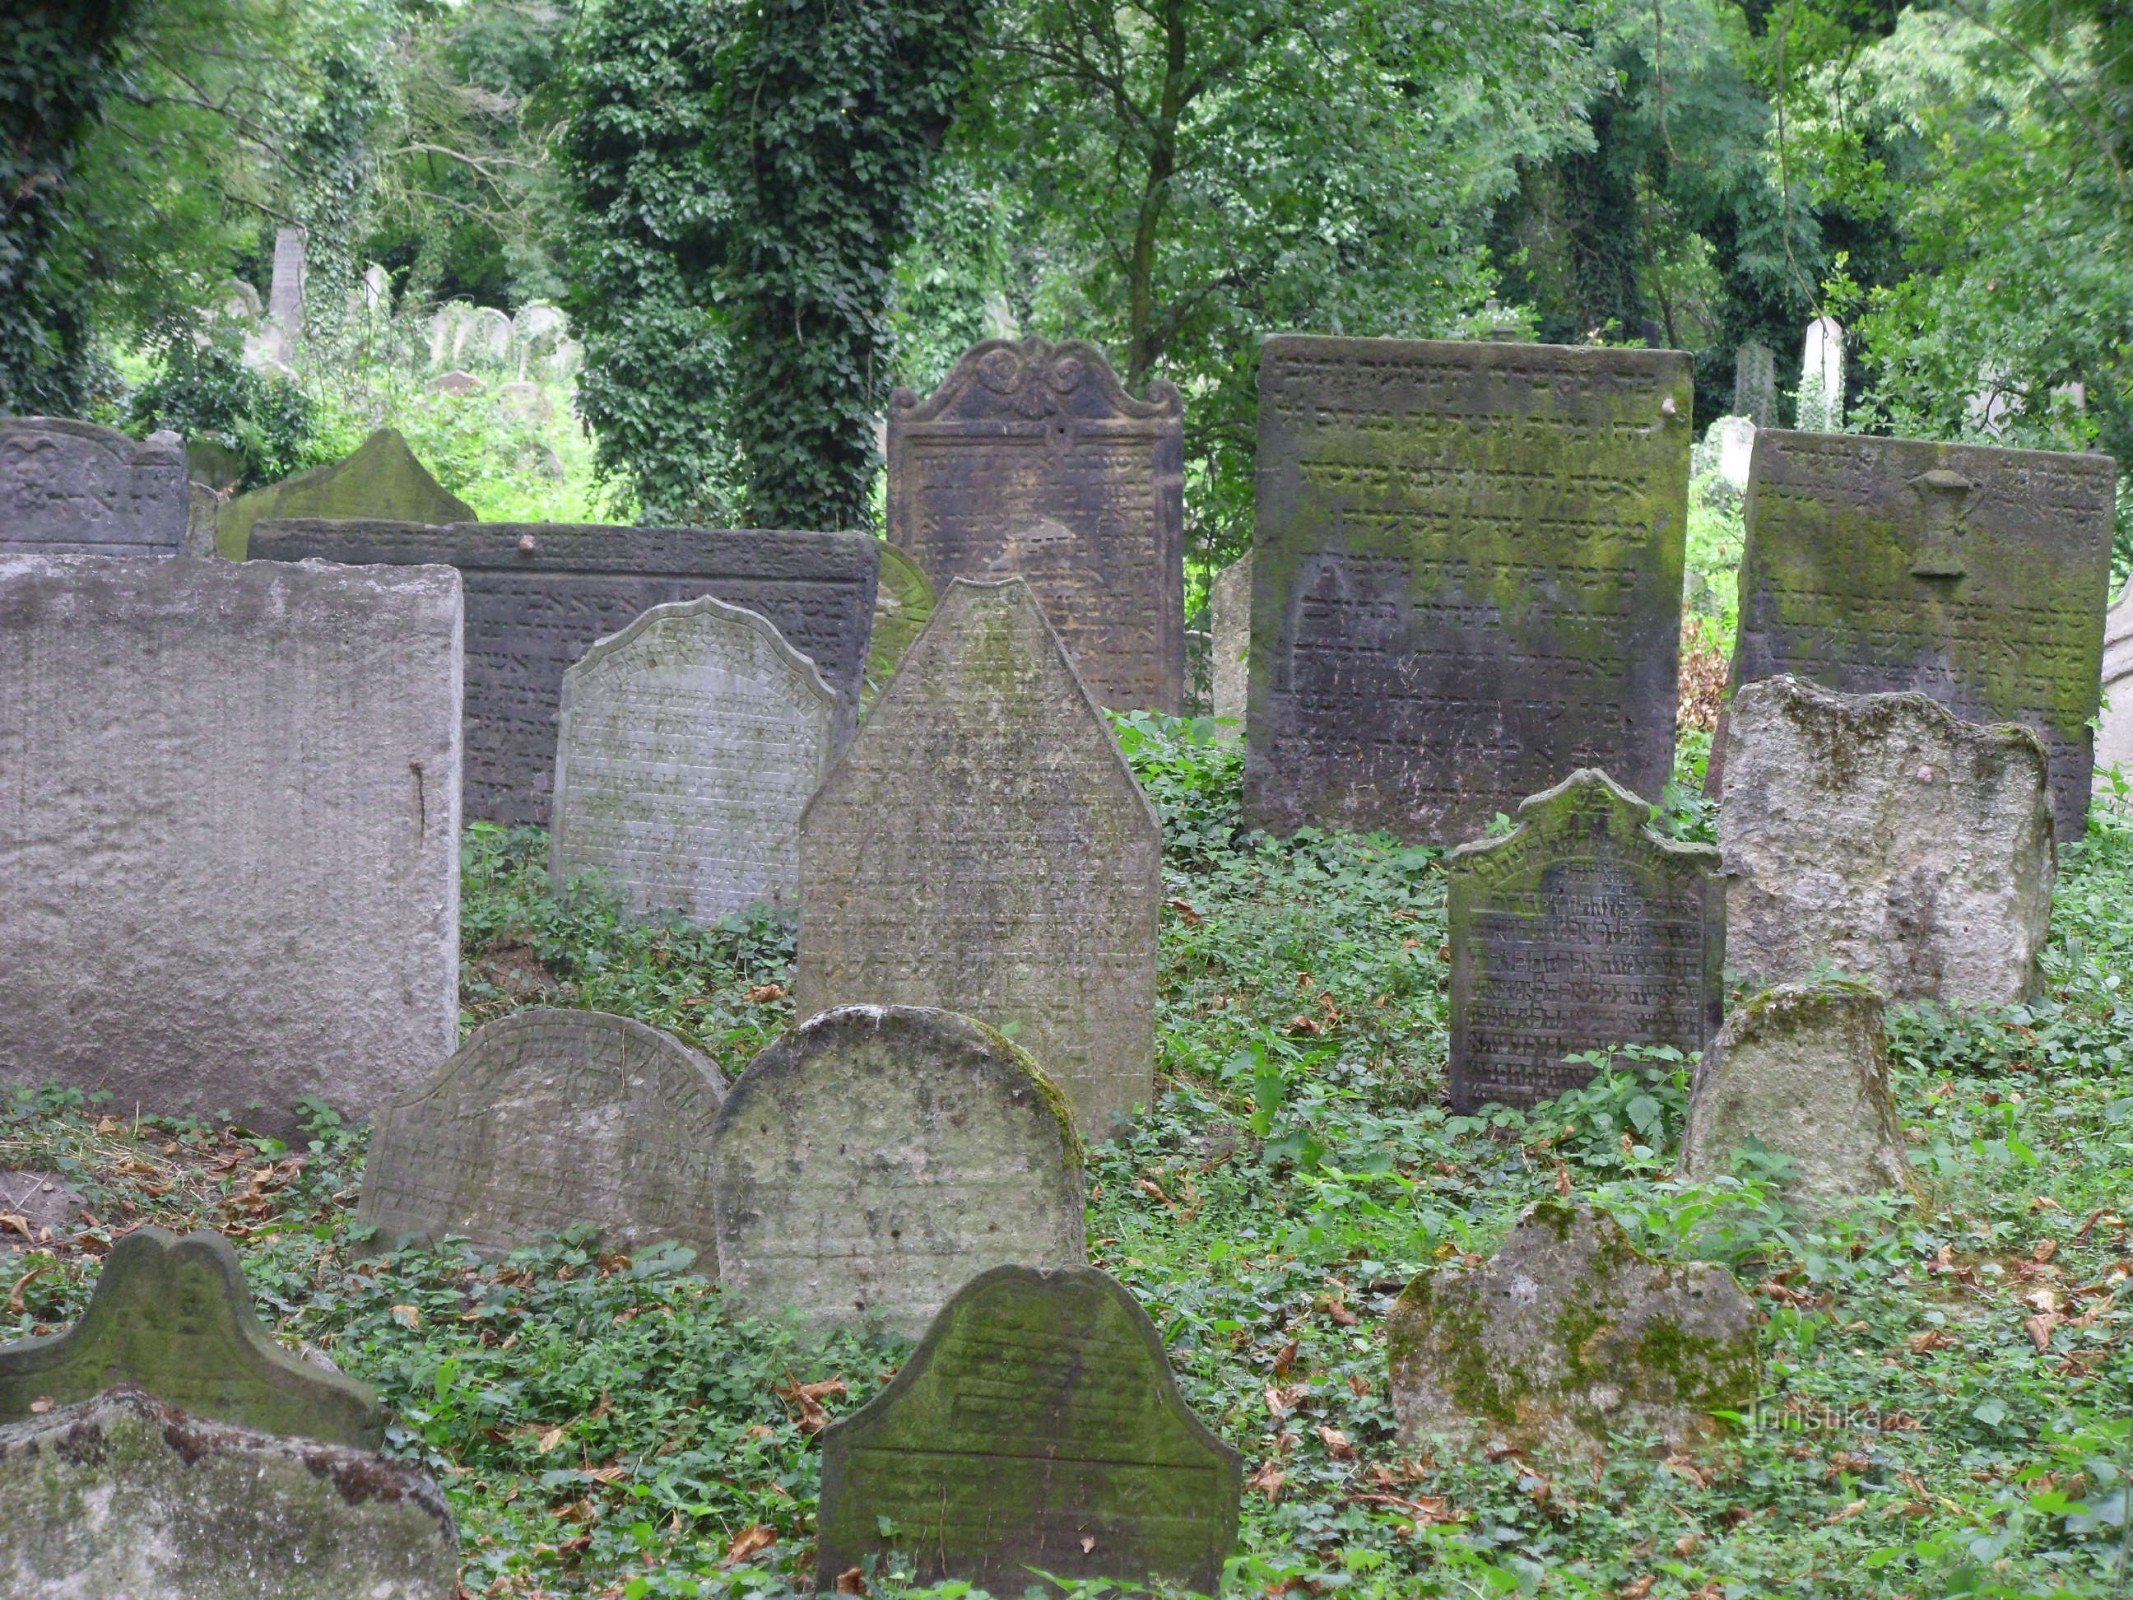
[0,419,188,556]
[864,541,935,700]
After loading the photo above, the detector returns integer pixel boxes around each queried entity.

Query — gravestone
[551,597,836,920]
[496,380,551,424]
[1388,1202,1757,1459]
[795,578,1161,1137]
[1446,770,1724,1113]
[186,481,219,556]
[430,369,481,396]
[217,427,474,559]
[0,1228,383,1449]
[458,306,514,367]
[0,1388,457,1600]
[1247,336,1692,843]
[1734,430,2117,839]
[545,338,585,382]
[1709,416,1755,489]
[888,336,1185,712]
[711,1006,1085,1334]
[427,304,467,367]
[1209,551,1251,738]
[513,301,567,352]
[865,541,935,699]
[361,261,392,315]
[0,419,189,555]
[2096,581,2133,790]
[1798,316,1844,430]
[1679,981,1910,1210]
[360,1008,727,1258]
[1732,341,1777,427]
[1720,675,2056,1003]
[266,226,306,358]
[248,519,878,824]
[0,556,461,1135]
[816,1264,1241,1595]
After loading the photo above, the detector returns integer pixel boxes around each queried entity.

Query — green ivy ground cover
[2,719,2128,1599]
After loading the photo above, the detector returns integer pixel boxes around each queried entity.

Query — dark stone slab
[1733,430,2117,841]
[0,1228,384,1449]
[816,1264,1241,1595]
[217,427,473,559]
[249,519,880,824]
[889,337,1185,712]
[0,418,188,556]
[1247,336,1692,843]
[1447,769,1724,1112]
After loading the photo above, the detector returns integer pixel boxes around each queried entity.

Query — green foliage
[126,337,316,489]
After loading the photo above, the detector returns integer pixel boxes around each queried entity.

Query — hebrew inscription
[1735,430,2117,840]
[1248,336,1692,842]
[0,418,189,556]
[889,337,1185,712]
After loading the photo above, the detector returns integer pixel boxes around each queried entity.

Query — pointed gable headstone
[888,337,1185,713]
[0,1228,383,1449]
[0,419,189,556]
[216,427,474,560]
[1446,769,1724,1113]
[816,1264,1241,1595]
[795,577,1161,1137]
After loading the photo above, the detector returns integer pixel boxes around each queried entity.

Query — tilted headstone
[1734,430,2117,839]
[0,1228,384,1448]
[216,427,474,559]
[1388,1201,1757,1459]
[224,277,263,322]
[360,1008,727,1258]
[427,303,467,367]
[551,597,835,921]
[0,419,189,555]
[865,540,935,699]
[1247,336,1692,843]
[888,337,1185,713]
[1797,316,1844,430]
[1732,341,1777,427]
[711,1006,1084,1334]
[0,1388,456,1600]
[2096,581,2133,790]
[0,556,461,1135]
[248,519,879,825]
[816,1264,1241,1594]
[1446,770,1724,1113]
[513,301,568,352]
[457,305,514,367]
[795,578,1161,1137]
[1209,550,1251,738]
[1679,981,1910,1210]
[266,226,306,357]
[1720,675,2056,1003]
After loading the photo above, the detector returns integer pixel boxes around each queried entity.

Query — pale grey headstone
[513,302,567,351]
[0,419,188,555]
[2098,581,2133,791]
[266,226,306,355]
[0,556,462,1135]
[457,307,513,367]
[223,278,263,323]
[1208,550,1250,739]
[1732,341,1777,427]
[0,1388,458,1600]
[361,262,392,315]
[1679,981,1910,1210]
[359,1008,727,1259]
[1720,675,2055,1004]
[710,1005,1085,1335]
[552,596,835,921]
[427,304,467,367]
[1797,316,1844,430]
[495,380,552,424]
[795,577,1161,1137]
[544,338,585,382]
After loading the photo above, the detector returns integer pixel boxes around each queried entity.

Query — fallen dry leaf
[723,1524,776,1565]
[2024,1312,2063,1352]
[1163,898,1204,926]
[1316,1425,1356,1460]
[834,1566,868,1595]
[1247,1460,1287,1502]
[1618,1577,1656,1600]
[390,1303,421,1330]
[535,1425,567,1453]
[744,984,787,1005]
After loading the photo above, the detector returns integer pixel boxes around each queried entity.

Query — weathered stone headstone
[888,337,1185,713]
[266,226,306,358]
[360,1008,727,1258]
[186,481,219,557]
[816,1264,1241,1594]
[496,380,552,424]
[1209,550,1251,738]
[1446,770,1724,1113]
[2097,581,2133,790]
[513,301,567,351]
[865,541,935,700]
[0,556,462,1134]
[795,578,1161,1137]
[1733,341,1777,428]
[0,1228,384,1448]
[0,419,189,555]
[457,306,514,367]
[544,338,585,382]
[1721,675,2055,1003]
[1734,430,2117,839]
[216,427,474,559]
[1709,415,1755,489]
[427,304,467,367]
[248,519,878,824]
[0,1388,457,1600]
[551,597,835,920]
[1387,1202,1757,1459]
[1679,981,1910,1209]
[360,261,392,315]
[711,1006,1084,1334]
[430,368,482,396]
[1797,316,1844,431]
[1248,336,1692,842]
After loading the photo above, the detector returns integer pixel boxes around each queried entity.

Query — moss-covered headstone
[1246,336,1693,843]
[711,1005,1085,1335]
[0,1228,383,1449]
[1446,769,1723,1112]
[1734,430,2117,841]
[1388,1202,1757,1460]
[795,578,1161,1138]
[816,1264,1241,1595]
[888,337,1185,713]
[215,427,473,560]
[865,541,935,703]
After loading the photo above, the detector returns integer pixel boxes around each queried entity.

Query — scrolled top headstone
[0,1228,383,1449]
[216,427,473,559]
[816,1264,1242,1595]
[0,418,189,556]
[1387,1201,1757,1459]
[710,1005,1086,1335]
[360,1008,727,1259]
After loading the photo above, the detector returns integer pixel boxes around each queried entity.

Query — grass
[3,719,2130,1599]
